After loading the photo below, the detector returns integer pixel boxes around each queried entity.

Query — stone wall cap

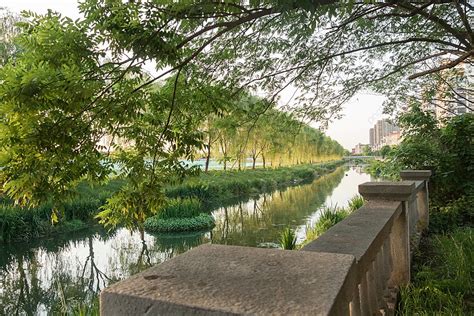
[301,201,401,267]
[101,244,356,315]
[358,181,416,201]
[400,170,432,181]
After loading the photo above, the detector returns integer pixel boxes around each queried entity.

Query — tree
[377,103,473,199]
[0,13,208,228]
[4,0,470,225]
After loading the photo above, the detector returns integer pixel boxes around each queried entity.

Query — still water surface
[0,166,373,315]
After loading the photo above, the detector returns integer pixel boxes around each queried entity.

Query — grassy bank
[165,160,344,204]
[0,180,124,243]
[397,194,474,315]
[0,160,344,242]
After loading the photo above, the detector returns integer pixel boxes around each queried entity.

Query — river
[0,165,374,315]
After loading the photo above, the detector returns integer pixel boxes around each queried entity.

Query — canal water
[0,166,373,315]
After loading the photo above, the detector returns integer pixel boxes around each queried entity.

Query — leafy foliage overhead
[77,0,473,117]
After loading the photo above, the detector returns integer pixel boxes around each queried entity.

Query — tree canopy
[77,0,473,115]
[0,0,472,227]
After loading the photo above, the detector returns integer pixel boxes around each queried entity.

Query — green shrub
[280,227,297,250]
[429,194,474,234]
[144,213,215,233]
[0,204,89,243]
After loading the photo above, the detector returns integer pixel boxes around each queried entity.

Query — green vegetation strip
[0,160,344,242]
[144,214,215,233]
[166,161,344,203]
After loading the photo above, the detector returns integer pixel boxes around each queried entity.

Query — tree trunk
[252,155,256,169]
[262,154,266,169]
[205,137,211,172]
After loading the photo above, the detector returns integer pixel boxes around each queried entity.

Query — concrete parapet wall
[100,170,432,315]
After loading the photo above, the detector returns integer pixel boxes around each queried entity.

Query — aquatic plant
[347,195,364,212]
[280,227,297,250]
[144,213,215,233]
[157,198,203,219]
[304,206,349,245]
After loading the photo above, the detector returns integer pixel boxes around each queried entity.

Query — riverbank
[397,195,473,315]
[0,160,344,242]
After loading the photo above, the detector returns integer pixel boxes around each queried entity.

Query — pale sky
[2,0,388,150]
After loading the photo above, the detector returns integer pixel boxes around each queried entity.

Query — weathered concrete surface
[100,244,356,316]
[359,182,415,201]
[301,201,401,275]
[400,170,432,181]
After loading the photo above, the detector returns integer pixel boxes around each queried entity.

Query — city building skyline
[369,119,400,150]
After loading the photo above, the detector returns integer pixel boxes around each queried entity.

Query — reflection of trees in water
[211,167,346,246]
[0,222,209,315]
[0,254,45,316]
[81,236,111,293]
[149,231,208,257]
[0,228,120,315]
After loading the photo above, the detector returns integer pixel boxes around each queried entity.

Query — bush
[0,203,89,243]
[144,213,215,233]
[429,194,474,234]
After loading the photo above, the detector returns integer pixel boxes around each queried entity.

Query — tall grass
[144,213,215,233]
[398,228,473,315]
[347,195,364,212]
[302,195,364,246]
[280,227,297,250]
[143,198,214,233]
[304,206,348,243]
[0,180,123,243]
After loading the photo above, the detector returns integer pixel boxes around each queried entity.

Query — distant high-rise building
[369,128,375,147]
[375,120,382,146]
[370,119,400,150]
